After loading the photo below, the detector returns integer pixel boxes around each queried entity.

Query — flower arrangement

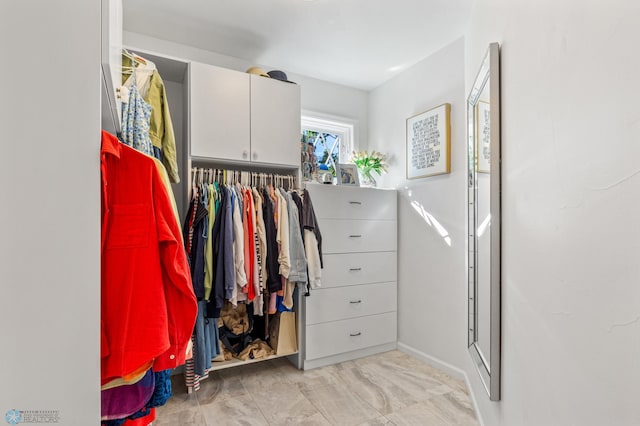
[351,150,388,185]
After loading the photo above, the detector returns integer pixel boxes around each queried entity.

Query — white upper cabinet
[250,75,301,167]
[190,62,251,161]
[190,62,301,167]
[100,0,122,133]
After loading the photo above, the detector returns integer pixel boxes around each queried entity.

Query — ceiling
[124,0,473,91]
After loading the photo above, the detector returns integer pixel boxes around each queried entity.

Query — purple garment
[101,369,155,420]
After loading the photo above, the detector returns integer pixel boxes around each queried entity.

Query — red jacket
[101,131,196,382]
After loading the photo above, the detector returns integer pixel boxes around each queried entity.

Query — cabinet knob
[252,152,258,160]
[349,201,362,205]
[349,268,362,271]
[350,332,362,337]
[242,150,248,159]
[349,235,362,238]
[349,300,362,304]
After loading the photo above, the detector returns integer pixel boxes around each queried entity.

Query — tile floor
[155,351,479,426]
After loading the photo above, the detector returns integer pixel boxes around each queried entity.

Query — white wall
[371,2,640,423]
[368,37,473,376]
[465,1,640,424]
[0,1,101,424]
[123,31,369,147]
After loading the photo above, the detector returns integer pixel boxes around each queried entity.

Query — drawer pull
[349,267,362,271]
[349,235,362,238]
[350,332,362,337]
[349,300,362,304]
[349,201,362,205]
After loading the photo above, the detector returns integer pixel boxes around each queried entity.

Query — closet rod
[191,167,297,189]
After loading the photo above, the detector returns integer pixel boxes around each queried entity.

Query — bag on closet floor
[269,311,297,355]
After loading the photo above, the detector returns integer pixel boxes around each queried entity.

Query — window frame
[301,111,358,164]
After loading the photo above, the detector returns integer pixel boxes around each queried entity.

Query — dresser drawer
[307,185,396,220]
[321,252,397,288]
[305,312,397,361]
[306,282,396,325]
[321,220,397,254]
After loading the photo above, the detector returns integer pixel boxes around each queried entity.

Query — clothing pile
[183,176,323,391]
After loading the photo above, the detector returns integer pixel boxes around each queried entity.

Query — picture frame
[335,163,359,186]
[406,103,451,179]
[475,101,491,173]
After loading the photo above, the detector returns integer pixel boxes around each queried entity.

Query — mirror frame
[467,42,501,401]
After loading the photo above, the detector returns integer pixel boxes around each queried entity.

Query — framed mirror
[467,42,501,400]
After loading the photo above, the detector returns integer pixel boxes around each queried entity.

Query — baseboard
[303,342,397,370]
[397,342,484,426]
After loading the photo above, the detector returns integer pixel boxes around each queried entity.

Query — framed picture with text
[406,103,451,179]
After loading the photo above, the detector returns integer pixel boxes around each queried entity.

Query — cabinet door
[190,62,250,161]
[100,0,122,133]
[250,75,301,167]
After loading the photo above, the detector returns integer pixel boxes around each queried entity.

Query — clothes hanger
[122,49,155,70]
[190,168,197,200]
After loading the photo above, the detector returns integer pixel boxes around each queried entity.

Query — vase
[359,171,377,187]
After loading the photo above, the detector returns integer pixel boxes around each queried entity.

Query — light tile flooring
[155,351,479,426]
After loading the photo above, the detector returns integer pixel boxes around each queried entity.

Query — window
[301,113,356,180]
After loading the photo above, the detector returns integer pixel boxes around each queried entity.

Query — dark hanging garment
[222,186,236,300]
[190,199,208,300]
[262,188,282,293]
[183,191,208,300]
[183,194,197,256]
[302,188,323,268]
[208,185,229,319]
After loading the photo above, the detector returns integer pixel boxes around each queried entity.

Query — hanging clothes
[245,188,262,313]
[184,189,208,301]
[101,130,197,424]
[121,53,154,98]
[120,80,154,157]
[262,187,281,294]
[252,188,267,316]
[206,185,231,318]
[101,362,151,390]
[101,131,197,382]
[146,70,179,182]
[231,188,248,306]
[275,188,290,279]
[180,168,323,393]
[101,370,154,421]
[223,187,236,303]
[290,191,305,242]
[242,188,257,302]
[281,189,307,284]
[303,188,323,289]
[203,184,217,301]
[122,53,180,182]
[279,190,306,310]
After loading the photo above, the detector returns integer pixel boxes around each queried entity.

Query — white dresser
[303,184,397,370]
